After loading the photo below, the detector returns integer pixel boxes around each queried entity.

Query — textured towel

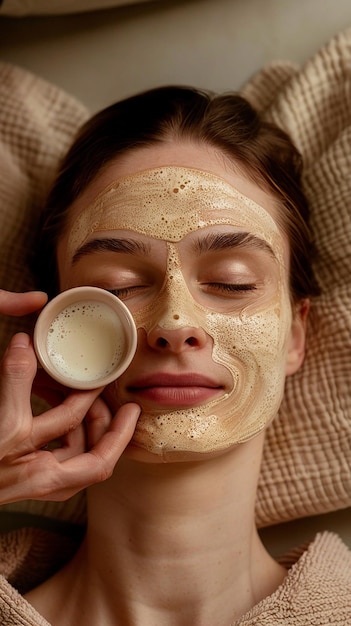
[0,528,350,624]
[235,532,351,624]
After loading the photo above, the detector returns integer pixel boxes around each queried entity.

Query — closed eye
[107,285,147,300]
[204,283,257,294]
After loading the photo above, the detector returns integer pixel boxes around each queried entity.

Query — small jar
[34,286,137,389]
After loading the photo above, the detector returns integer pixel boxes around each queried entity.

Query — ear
[285,299,310,376]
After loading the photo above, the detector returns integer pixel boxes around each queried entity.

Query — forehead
[66,166,283,260]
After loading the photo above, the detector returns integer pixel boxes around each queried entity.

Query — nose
[141,243,209,353]
[147,322,208,353]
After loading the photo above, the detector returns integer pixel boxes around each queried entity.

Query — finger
[26,387,105,451]
[42,398,131,462]
[49,402,141,497]
[85,396,113,448]
[53,420,86,462]
[0,290,48,316]
[0,403,141,503]
[32,368,68,408]
[0,333,38,456]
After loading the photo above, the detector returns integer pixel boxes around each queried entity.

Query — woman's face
[57,142,305,462]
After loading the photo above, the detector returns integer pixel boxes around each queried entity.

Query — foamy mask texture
[47,301,125,382]
[66,167,292,458]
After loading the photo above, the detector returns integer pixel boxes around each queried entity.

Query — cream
[47,300,126,382]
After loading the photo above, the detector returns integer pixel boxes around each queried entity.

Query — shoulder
[0,525,82,593]
[284,531,351,584]
[0,573,50,626]
[0,525,82,625]
[281,532,351,621]
[236,532,351,625]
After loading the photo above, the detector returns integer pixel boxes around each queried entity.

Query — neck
[28,435,286,625]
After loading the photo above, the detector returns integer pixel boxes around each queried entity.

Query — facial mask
[65,167,292,457]
[128,242,290,457]
[66,167,283,259]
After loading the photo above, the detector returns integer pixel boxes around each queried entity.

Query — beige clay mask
[65,167,292,457]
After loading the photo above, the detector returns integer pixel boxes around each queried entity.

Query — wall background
[1,0,351,112]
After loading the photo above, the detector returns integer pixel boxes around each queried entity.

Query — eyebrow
[72,231,275,265]
[192,232,275,257]
[72,237,151,264]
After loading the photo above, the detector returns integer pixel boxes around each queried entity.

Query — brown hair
[36,85,320,301]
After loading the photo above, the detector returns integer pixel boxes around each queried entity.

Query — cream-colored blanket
[0,27,350,528]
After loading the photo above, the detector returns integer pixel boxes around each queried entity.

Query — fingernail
[12,333,30,348]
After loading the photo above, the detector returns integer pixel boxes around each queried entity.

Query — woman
[0,86,350,625]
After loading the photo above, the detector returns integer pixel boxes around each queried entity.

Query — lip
[127,373,224,407]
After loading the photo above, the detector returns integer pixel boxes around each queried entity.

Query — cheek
[209,285,293,428]
[210,307,290,371]
[205,262,292,374]
[193,304,292,446]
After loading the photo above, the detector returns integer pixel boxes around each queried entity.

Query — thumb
[0,333,38,454]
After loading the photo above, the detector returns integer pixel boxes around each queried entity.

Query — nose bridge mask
[134,243,209,334]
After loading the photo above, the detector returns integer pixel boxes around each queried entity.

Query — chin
[123,441,238,464]
[125,410,242,463]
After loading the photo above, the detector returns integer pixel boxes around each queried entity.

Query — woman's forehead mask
[66,166,285,263]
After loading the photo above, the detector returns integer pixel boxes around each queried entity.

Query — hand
[0,289,141,503]
[0,289,48,317]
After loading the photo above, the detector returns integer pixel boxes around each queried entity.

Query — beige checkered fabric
[0,27,350,527]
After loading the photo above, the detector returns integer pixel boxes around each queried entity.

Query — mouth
[127,373,224,408]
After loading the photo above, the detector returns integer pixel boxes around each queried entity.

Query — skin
[24,140,308,626]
